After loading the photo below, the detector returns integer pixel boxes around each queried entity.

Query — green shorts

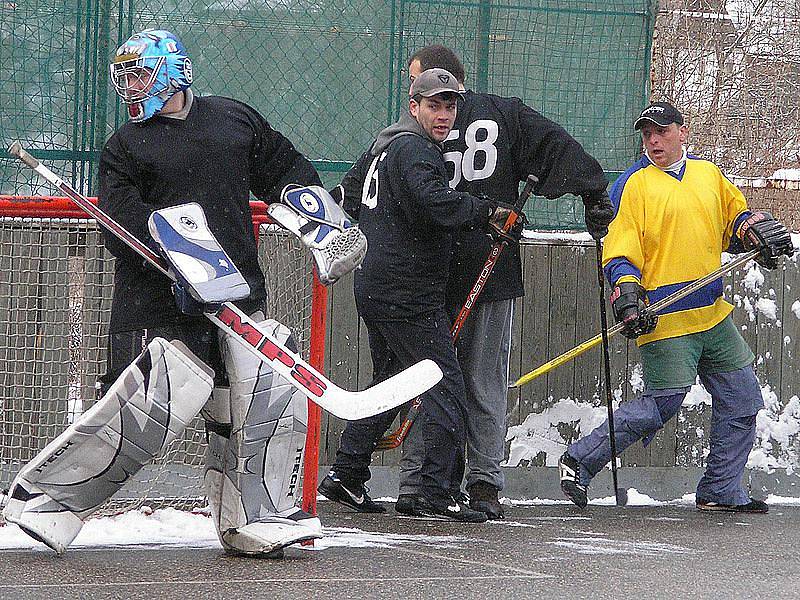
[639,316,755,390]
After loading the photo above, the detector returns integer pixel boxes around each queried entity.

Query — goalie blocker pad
[148,202,251,304]
[268,185,367,286]
[2,338,213,554]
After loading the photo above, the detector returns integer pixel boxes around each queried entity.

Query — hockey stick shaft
[9,142,442,421]
[512,248,760,388]
[377,175,538,450]
[595,240,623,506]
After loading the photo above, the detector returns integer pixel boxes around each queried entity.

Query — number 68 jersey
[443,90,608,311]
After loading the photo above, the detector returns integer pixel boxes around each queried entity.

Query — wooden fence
[321,239,800,471]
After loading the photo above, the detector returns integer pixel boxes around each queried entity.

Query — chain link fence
[1,0,656,230]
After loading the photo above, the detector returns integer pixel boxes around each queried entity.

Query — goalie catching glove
[610,281,658,339]
[487,199,527,244]
[736,211,795,270]
[268,185,368,285]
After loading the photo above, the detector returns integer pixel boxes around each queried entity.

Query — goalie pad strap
[2,338,213,553]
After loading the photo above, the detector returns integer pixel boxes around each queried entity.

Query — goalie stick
[376,175,538,450]
[512,248,762,388]
[8,141,443,422]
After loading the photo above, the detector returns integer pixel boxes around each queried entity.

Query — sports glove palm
[610,281,657,339]
[738,211,795,270]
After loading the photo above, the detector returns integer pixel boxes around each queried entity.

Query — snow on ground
[546,536,697,556]
[0,506,476,553]
[1,491,799,553]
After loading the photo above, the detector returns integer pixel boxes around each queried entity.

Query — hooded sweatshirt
[341,112,491,319]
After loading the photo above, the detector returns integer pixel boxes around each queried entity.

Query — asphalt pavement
[1,500,798,600]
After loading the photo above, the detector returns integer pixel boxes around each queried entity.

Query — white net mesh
[0,211,319,516]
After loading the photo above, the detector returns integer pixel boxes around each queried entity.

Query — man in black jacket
[319,69,520,522]
[394,46,612,519]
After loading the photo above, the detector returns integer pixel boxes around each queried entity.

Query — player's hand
[487,200,526,243]
[582,191,614,240]
[610,281,657,339]
[738,211,795,270]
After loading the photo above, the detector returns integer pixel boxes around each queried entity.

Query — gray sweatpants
[399,298,514,495]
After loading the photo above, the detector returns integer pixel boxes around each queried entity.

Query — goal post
[0,195,326,517]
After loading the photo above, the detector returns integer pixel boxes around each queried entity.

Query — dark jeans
[333,309,467,502]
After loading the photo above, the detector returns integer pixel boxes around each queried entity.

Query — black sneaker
[559,452,588,509]
[318,472,386,513]
[696,497,769,513]
[468,481,504,520]
[395,493,424,516]
[415,493,488,523]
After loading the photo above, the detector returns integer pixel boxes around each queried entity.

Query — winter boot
[414,493,488,523]
[468,481,504,520]
[696,497,768,513]
[395,493,424,516]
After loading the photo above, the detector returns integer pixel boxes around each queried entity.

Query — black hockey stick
[376,174,538,450]
[595,239,627,506]
[9,141,443,421]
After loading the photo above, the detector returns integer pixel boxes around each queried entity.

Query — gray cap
[410,68,462,99]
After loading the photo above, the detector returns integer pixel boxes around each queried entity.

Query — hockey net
[0,196,326,517]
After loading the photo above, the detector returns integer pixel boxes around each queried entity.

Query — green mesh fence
[0,0,656,229]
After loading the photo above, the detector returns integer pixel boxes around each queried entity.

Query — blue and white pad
[203,315,322,556]
[268,185,367,285]
[2,338,213,554]
[148,202,251,304]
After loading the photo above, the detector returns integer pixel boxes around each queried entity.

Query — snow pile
[0,507,220,551]
[504,398,608,467]
[792,300,800,320]
[748,387,800,474]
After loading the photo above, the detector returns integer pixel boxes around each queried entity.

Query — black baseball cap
[634,102,684,130]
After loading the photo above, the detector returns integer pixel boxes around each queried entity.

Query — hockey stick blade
[512,248,762,388]
[9,141,443,421]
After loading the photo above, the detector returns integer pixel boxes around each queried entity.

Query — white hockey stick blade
[206,303,443,420]
[9,141,444,421]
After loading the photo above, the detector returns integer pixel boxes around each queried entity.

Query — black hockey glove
[610,281,658,339]
[582,190,615,240]
[487,200,527,244]
[738,211,795,270]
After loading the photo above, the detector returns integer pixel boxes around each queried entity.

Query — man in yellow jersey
[558,102,795,513]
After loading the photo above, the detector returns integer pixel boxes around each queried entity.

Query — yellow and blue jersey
[603,154,750,345]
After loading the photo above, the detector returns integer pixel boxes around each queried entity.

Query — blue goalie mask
[110,29,193,122]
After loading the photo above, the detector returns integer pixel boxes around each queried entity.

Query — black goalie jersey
[443,90,608,311]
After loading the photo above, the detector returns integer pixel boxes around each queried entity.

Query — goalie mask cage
[0,196,326,518]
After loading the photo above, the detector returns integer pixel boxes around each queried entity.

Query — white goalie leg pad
[268,185,367,286]
[148,202,251,303]
[2,338,213,554]
[203,316,321,556]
